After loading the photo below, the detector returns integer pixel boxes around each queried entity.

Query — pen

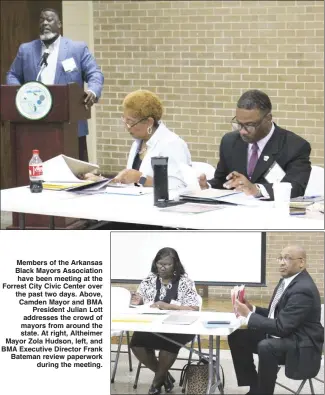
[303,195,321,199]
[290,212,306,216]
[206,321,231,325]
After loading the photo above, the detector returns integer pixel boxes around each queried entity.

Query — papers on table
[290,196,324,209]
[42,182,88,191]
[105,185,153,196]
[291,196,324,203]
[112,315,155,324]
[160,202,226,214]
[162,314,198,325]
[180,188,241,203]
[65,178,113,193]
[130,305,168,315]
[216,193,265,206]
[42,154,99,183]
[180,188,268,207]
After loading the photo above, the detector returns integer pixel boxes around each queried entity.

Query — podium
[0,83,90,229]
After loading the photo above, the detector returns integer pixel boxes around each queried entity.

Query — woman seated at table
[130,247,200,395]
[85,89,192,189]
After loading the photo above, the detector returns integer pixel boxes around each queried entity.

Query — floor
[110,345,324,394]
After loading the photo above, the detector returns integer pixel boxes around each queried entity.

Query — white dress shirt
[38,35,96,98]
[126,121,192,190]
[40,35,61,84]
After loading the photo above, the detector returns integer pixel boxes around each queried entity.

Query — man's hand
[150,301,172,310]
[243,296,254,312]
[112,169,141,184]
[198,174,209,190]
[84,91,96,110]
[224,171,259,196]
[235,299,251,317]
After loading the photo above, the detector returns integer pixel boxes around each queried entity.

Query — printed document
[42,154,99,183]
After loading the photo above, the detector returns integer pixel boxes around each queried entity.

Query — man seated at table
[228,244,324,394]
[199,90,312,199]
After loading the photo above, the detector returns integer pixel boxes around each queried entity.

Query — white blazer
[126,122,191,189]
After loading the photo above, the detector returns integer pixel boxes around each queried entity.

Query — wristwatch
[254,184,263,198]
[138,175,147,186]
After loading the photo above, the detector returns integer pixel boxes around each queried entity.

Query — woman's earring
[173,271,177,276]
[147,126,152,135]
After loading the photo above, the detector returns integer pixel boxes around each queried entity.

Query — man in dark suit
[199,90,311,199]
[228,245,324,395]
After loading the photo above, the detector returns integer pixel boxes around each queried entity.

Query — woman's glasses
[121,117,148,129]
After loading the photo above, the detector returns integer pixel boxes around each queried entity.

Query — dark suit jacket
[209,124,311,199]
[249,270,324,379]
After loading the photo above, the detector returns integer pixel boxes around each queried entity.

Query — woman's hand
[131,292,143,305]
[112,169,141,184]
[150,301,173,310]
[81,173,103,182]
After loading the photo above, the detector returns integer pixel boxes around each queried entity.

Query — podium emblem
[15,81,53,120]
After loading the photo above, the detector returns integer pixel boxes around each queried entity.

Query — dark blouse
[132,152,142,171]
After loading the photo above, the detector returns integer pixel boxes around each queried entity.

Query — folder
[180,189,240,204]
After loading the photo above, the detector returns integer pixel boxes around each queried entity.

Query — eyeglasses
[231,112,269,133]
[276,256,303,264]
[156,261,173,268]
[121,117,148,129]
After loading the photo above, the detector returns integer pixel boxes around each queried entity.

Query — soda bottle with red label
[29,149,43,193]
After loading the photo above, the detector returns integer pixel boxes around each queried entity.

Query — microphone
[40,49,50,67]
[36,49,50,82]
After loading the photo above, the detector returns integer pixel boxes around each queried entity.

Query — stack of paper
[131,305,168,315]
[66,178,112,194]
[160,202,226,214]
[42,154,99,190]
[180,188,241,202]
[290,196,323,209]
[105,185,153,196]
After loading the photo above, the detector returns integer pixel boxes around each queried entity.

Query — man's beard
[40,31,57,41]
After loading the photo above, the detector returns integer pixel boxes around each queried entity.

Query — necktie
[268,281,285,318]
[247,142,259,179]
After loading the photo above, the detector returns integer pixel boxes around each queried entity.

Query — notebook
[180,189,240,205]
[66,178,112,192]
[162,315,198,325]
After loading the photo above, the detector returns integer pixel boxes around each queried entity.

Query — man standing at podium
[6,8,104,161]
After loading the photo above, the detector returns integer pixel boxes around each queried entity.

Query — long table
[1,186,323,230]
[111,310,240,395]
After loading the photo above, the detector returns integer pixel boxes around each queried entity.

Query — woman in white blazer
[86,90,191,189]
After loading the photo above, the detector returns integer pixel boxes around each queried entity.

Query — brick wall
[112,232,324,302]
[93,0,324,174]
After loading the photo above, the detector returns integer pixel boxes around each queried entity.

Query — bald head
[284,245,306,261]
[278,245,306,278]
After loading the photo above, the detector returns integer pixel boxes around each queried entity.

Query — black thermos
[151,156,169,206]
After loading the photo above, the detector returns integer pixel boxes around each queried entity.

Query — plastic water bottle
[29,149,43,193]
